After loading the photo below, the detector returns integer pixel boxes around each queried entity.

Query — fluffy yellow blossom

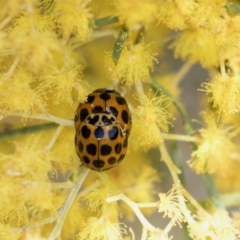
[202,74,240,114]
[110,157,160,219]
[0,175,28,224]
[13,31,62,73]
[38,64,91,105]
[0,0,37,16]
[114,0,159,28]
[114,164,159,204]
[0,222,21,240]
[189,0,227,30]
[0,31,11,54]
[0,135,56,181]
[9,11,51,36]
[52,0,93,41]
[214,16,240,52]
[214,158,240,193]
[77,216,125,240]
[172,27,218,67]
[82,185,119,221]
[131,91,172,150]
[158,0,196,30]
[158,184,186,226]
[189,114,240,174]
[106,43,157,86]
[51,127,79,172]
[188,210,240,240]
[0,69,46,116]
[25,182,54,220]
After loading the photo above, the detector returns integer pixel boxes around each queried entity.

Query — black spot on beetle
[92,160,105,168]
[118,154,125,162]
[100,144,112,156]
[76,151,81,158]
[74,114,78,123]
[94,126,104,139]
[108,157,117,165]
[123,138,128,148]
[100,93,111,101]
[82,156,90,164]
[74,135,77,145]
[86,144,97,156]
[81,125,91,139]
[121,110,129,124]
[115,143,122,154]
[116,96,126,105]
[102,115,114,125]
[80,108,89,122]
[86,95,95,103]
[108,127,118,140]
[108,106,118,117]
[78,140,84,152]
[93,106,104,113]
[87,115,99,125]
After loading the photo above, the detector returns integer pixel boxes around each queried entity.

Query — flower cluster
[0,0,92,117]
[1,0,240,240]
[188,210,240,240]
[131,90,172,150]
[106,43,157,86]
[189,114,240,174]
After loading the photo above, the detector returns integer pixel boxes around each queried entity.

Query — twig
[172,62,192,86]
[106,193,156,232]
[161,133,198,142]
[140,228,148,240]
[13,214,58,233]
[0,113,74,126]
[45,125,64,151]
[136,202,158,208]
[48,166,90,240]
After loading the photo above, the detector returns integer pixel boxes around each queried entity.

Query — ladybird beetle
[74,88,131,171]
[74,88,132,136]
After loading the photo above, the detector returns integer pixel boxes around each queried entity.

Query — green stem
[168,127,186,186]
[201,174,224,209]
[0,123,58,140]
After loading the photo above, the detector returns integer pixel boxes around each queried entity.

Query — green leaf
[112,26,128,64]
[94,16,119,29]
